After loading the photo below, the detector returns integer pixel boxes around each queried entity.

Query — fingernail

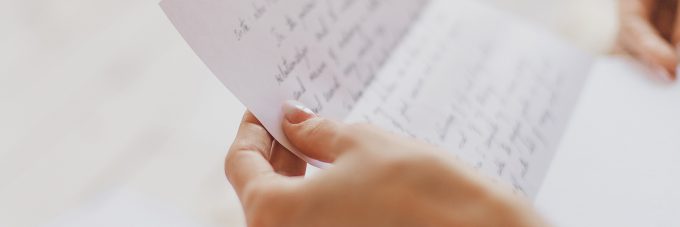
[673,45,680,81]
[654,65,673,81]
[283,100,316,124]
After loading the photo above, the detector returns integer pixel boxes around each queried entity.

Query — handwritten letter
[161,0,427,165]
[345,0,592,197]
[162,0,592,198]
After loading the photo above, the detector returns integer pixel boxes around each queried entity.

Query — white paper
[345,0,592,197]
[161,0,428,166]
[161,0,592,197]
[536,57,680,226]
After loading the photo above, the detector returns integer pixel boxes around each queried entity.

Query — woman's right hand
[225,102,548,227]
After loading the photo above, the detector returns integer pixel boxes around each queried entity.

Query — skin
[225,102,549,227]
[619,0,680,81]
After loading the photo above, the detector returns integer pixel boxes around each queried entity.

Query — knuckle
[224,154,233,180]
[229,139,269,157]
[346,122,380,135]
[305,118,359,147]
[377,155,414,174]
[381,152,440,172]
[303,118,334,138]
[339,123,377,144]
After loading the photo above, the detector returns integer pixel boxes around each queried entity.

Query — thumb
[672,2,680,74]
[281,101,356,163]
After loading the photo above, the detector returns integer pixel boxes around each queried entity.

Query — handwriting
[162,0,590,199]
[345,0,591,198]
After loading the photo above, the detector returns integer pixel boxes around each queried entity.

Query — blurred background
[1,0,616,226]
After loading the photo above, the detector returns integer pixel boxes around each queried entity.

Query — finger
[672,0,680,61]
[225,111,279,196]
[269,141,307,176]
[620,2,677,80]
[651,0,676,41]
[281,101,358,163]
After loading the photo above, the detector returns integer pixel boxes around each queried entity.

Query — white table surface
[1,0,640,226]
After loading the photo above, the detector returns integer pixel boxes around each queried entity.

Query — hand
[225,102,549,227]
[618,0,680,81]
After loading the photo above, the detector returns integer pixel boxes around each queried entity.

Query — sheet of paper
[344,0,592,197]
[161,0,592,197]
[161,0,428,165]
[536,57,680,226]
